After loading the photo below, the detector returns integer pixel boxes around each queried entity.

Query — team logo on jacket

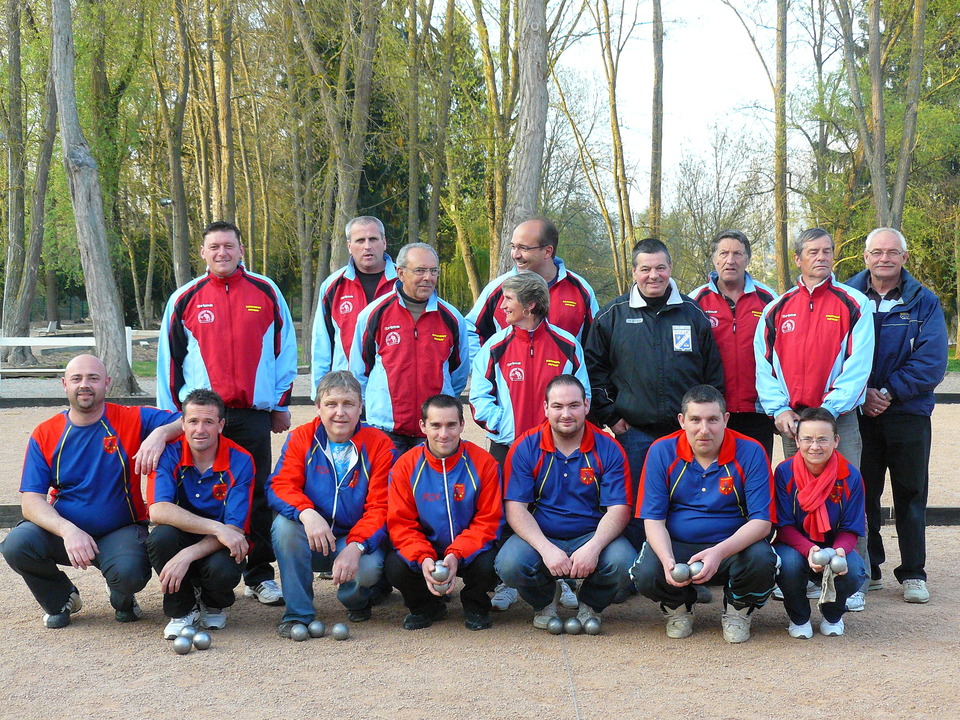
[198,309,215,324]
[708,315,719,329]
[103,436,118,454]
[672,325,692,352]
[780,319,795,333]
[829,480,843,503]
[432,334,448,342]
[562,300,578,308]
[245,305,262,312]
[825,313,840,322]
[453,483,465,501]
[212,482,227,501]
[580,468,595,485]
[508,367,524,382]
[349,471,359,488]
[719,475,734,495]
[386,331,402,346]
[339,299,354,315]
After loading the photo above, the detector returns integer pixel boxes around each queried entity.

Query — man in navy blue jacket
[847,227,948,604]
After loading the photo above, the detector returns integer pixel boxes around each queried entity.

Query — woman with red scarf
[773,407,867,638]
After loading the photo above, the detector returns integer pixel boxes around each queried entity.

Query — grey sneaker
[662,604,694,639]
[868,578,884,591]
[244,580,284,606]
[903,579,929,604]
[200,604,227,630]
[721,605,752,643]
[558,580,579,609]
[845,591,865,612]
[490,583,519,611]
[43,588,82,629]
[577,602,600,624]
[164,607,201,639]
[533,603,559,630]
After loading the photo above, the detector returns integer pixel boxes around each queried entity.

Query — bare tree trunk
[424,0,456,246]
[4,0,26,362]
[406,0,421,243]
[890,0,927,229]
[238,39,272,275]
[214,0,236,222]
[773,0,789,291]
[51,0,141,394]
[648,0,663,238]
[498,0,548,273]
[444,152,482,299]
[45,263,61,329]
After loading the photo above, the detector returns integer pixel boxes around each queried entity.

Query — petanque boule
[689,561,704,577]
[290,623,310,642]
[564,617,583,635]
[811,549,832,566]
[179,625,198,640]
[172,636,193,655]
[433,582,449,594]
[308,620,326,638]
[829,555,848,574]
[331,623,350,641]
[671,563,691,583]
[192,631,212,650]
[546,617,564,635]
[430,563,450,583]
[583,618,602,635]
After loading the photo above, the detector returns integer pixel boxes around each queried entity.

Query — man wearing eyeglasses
[465,218,599,359]
[351,242,471,454]
[846,228,947,604]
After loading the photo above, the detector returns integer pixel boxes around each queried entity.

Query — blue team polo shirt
[639,429,775,544]
[505,420,632,540]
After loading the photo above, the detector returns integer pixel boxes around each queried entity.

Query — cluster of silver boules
[288,621,350,642]
[172,626,213,654]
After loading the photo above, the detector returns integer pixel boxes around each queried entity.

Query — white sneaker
[721,605,752,643]
[200,604,227,630]
[244,580,284,606]
[164,607,201,639]
[845,591,865,612]
[662,604,694,639]
[558,580,578,609]
[788,620,813,639]
[820,618,845,636]
[490,583,519,611]
[533,603,559,629]
[903,579,929,604]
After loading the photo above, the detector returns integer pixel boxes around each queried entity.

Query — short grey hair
[794,228,832,256]
[712,229,752,260]
[314,370,363,407]
[865,227,907,253]
[502,272,550,320]
[396,242,439,268]
[345,216,385,240]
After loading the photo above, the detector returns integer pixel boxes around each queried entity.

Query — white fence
[0,327,134,379]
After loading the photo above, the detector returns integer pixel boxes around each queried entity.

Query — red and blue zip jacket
[754,275,874,419]
[21,404,177,537]
[310,254,398,393]
[158,266,298,412]
[691,271,777,413]
[266,419,395,551]
[388,441,502,568]
[469,321,590,446]
[351,285,470,436]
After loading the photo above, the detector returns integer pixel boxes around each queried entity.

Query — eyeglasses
[798,436,834,447]
[402,266,440,278]
[866,249,905,259]
[509,243,547,253]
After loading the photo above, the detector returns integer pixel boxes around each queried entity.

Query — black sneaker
[695,585,713,604]
[368,578,393,607]
[464,611,493,631]
[346,606,372,622]
[115,597,142,623]
[402,604,447,630]
[277,620,301,639]
[43,588,82,629]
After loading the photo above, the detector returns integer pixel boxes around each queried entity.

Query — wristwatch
[352,541,366,553]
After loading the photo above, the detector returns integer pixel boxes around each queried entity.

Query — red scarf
[791,451,838,543]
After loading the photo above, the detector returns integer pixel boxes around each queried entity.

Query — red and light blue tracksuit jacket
[157,266,298,412]
[465,257,599,360]
[388,441,502,569]
[20,404,177,537]
[266,419,395,551]
[310,254,398,393]
[773,453,865,552]
[639,429,775,545]
[147,436,254,531]
[690,271,777,413]
[504,421,632,540]
[469,321,590,446]
[351,284,471,436]
[754,275,874,419]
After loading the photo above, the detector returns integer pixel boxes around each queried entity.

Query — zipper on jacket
[441,456,455,548]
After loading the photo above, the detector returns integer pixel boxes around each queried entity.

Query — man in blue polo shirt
[631,384,777,643]
[496,374,635,631]
[2,354,181,628]
[147,389,254,639]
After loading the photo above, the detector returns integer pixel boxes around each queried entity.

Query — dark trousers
[146,525,244,617]
[384,431,425,457]
[1,521,150,614]
[631,538,777,610]
[859,413,931,582]
[488,441,511,468]
[384,548,498,616]
[727,412,775,462]
[224,408,274,586]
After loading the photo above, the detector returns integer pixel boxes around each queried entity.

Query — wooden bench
[0,327,133,380]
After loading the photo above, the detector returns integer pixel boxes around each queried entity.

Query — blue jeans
[272,514,384,623]
[774,544,866,624]
[614,427,657,551]
[495,532,636,612]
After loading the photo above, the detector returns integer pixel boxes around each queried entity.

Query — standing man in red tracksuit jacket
[690,229,777,459]
[158,220,298,608]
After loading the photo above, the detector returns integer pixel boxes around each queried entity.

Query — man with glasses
[351,242,471,454]
[847,228,947,604]
[466,218,599,359]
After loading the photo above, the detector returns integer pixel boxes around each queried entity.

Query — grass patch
[949,358,960,373]
[132,360,155,377]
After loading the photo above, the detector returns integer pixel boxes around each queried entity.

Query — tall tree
[648,0,663,237]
